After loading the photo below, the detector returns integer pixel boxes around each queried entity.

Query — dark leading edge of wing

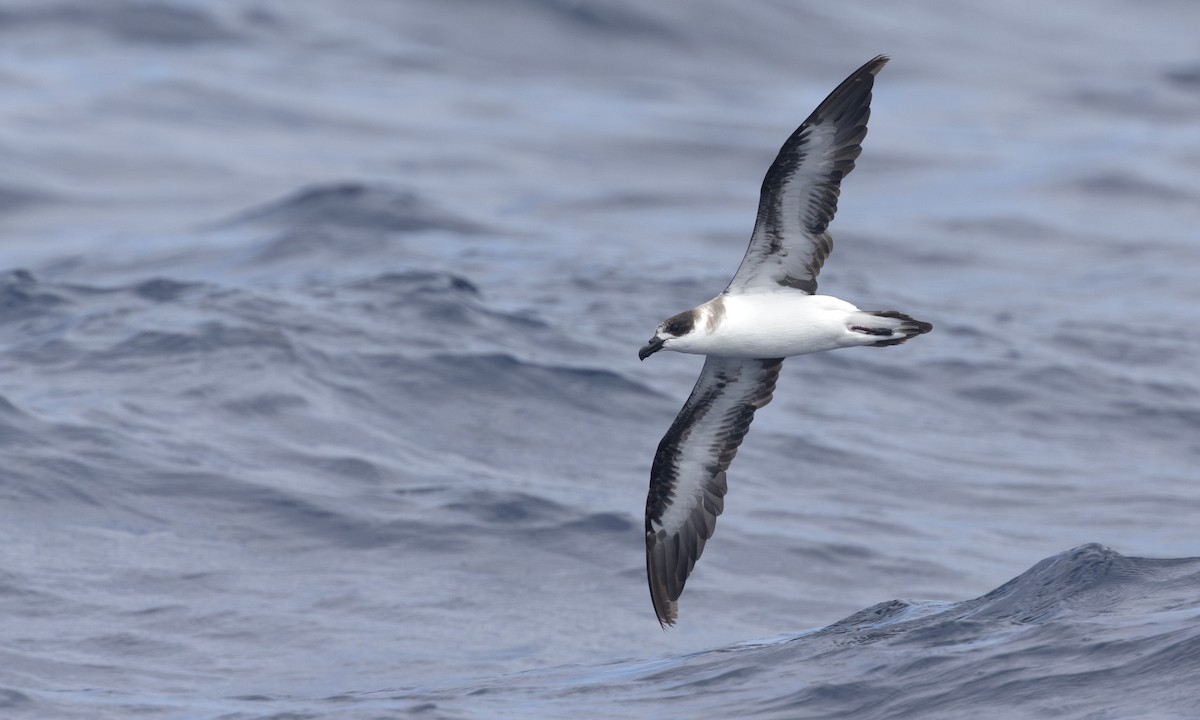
[645,357,783,626]
[726,55,888,295]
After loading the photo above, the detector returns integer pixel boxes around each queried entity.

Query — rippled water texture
[1,1,1199,718]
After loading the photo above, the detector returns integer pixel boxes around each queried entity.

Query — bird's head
[639,310,698,361]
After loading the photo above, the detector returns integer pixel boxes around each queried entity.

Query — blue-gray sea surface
[1,1,1199,718]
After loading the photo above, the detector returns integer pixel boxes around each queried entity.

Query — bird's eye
[660,312,694,337]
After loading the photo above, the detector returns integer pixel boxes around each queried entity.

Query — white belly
[680,293,864,359]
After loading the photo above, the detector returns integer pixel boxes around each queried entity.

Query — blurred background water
[1,1,1199,718]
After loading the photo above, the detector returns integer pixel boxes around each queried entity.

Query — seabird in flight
[639,55,932,627]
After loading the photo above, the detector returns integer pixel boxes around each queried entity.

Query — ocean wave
[227,183,482,231]
[0,1,237,45]
[394,545,1200,720]
[3,1,1198,717]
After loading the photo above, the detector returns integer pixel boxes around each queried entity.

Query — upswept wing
[726,55,888,295]
[645,356,784,626]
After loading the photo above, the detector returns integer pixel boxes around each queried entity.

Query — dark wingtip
[816,55,889,115]
[648,544,679,628]
[656,600,677,629]
[865,54,890,75]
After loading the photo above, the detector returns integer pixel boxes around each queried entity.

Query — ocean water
[1,1,1199,718]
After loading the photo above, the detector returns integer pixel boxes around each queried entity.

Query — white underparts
[665,293,885,359]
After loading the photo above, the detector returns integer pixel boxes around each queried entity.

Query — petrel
[639,55,932,627]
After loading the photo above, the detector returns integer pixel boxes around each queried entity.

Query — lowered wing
[645,356,784,626]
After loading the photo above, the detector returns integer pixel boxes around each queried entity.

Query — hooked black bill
[639,337,665,360]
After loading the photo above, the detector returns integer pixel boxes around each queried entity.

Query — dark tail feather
[864,310,933,347]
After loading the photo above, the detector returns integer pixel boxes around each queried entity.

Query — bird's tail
[851,310,933,347]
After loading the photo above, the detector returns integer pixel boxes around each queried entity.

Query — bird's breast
[693,294,860,358]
